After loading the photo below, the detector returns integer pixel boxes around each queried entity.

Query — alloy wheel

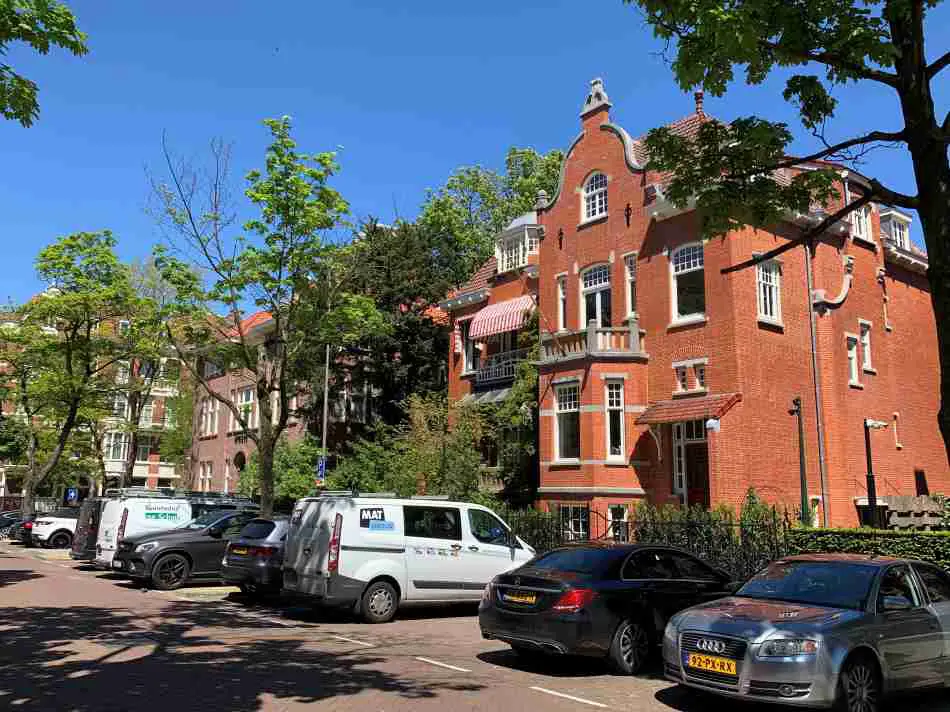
[156,557,187,587]
[50,533,70,549]
[368,587,394,617]
[619,622,650,672]
[844,661,879,712]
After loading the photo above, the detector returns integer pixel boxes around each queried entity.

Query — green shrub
[790,528,950,569]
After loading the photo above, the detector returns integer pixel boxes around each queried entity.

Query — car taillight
[552,588,597,613]
[481,582,494,603]
[328,512,343,573]
[117,508,129,543]
[24,522,33,529]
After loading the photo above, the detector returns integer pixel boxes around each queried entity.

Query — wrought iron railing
[475,348,528,384]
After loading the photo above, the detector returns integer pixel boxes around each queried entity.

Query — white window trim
[581,172,608,224]
[756,259,783,326]
[859,319,875,373]
[851,204,874,245]
[675,366,689,393]
[604,379,626,463]
[556,276,567,332]
[623,252,637,318]
[669,242,706,326]
[554,383,581,464]
[580,264,611,328]
[459,318,479,375]
[893,412,903,450]
[694,364,706,391]
[846,333,862,388]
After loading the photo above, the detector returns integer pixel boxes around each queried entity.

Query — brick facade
[445,78,948,529]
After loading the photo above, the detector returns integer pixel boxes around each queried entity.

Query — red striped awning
[469,295,535,339]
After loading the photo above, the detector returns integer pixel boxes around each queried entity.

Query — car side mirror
[882,595,913,611]
[208,526,224,538]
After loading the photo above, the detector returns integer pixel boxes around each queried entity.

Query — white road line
[530,686,608,709]
[414,657,471,673]
[332,635,374,648]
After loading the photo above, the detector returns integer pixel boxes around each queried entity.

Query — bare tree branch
[927,50,950,79]
[759,40,899,87]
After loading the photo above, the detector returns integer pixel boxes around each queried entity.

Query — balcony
[139,415,174,431]
[475,348,528,385]
[540,319,647,364]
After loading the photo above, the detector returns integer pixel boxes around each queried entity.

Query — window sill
[605,458,628,466]
[551,458,581,467]
[852,234,877,250]
[849,381,864,390]
[757,316,785,331]
[623,313,639,324]
[460,370,477,379]
[672,388,708,398]
[668,315,707,330]
[863,366,877,375]
[578,214,608,230]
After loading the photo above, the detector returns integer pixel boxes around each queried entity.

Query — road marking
[333,635,374,648]
[415,657,471,673]
[530,687,608,708]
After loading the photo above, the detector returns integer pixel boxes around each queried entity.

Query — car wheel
[608,619,651,675]
[151,553,190,591]
[49,532,72,549]
[360,580,398,623]
[837,653,881,712]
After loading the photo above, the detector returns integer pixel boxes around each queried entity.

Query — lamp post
[790,397,809,526]
[864,418,889,528]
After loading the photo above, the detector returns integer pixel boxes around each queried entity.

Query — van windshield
[177,511,223,530]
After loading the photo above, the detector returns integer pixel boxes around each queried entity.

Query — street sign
[66,487,79,504]
[315,455,327,488]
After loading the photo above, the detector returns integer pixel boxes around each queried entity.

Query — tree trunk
[258,439,275,517]
[21,477,36,519]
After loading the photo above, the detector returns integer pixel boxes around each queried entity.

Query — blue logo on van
[368,520,395,531]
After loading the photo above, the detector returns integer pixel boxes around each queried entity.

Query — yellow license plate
[503,591,537,604]
[686,653,737,676]
[230,547,248,555]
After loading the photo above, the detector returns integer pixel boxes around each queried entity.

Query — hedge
[789,528,950,570]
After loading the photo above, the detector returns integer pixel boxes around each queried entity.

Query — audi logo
[696,638,727,654]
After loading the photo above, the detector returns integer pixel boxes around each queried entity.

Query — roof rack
[410,495,451,501]
[103,488,180,499]
[316,490,398,498]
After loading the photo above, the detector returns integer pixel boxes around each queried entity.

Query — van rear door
[404,505,469,600]
[284,499,328,596]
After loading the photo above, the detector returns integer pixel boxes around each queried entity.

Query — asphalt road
[2,542,949,711]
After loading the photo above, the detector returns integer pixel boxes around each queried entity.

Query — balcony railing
[540,319,647,364]
[475,348,528,384]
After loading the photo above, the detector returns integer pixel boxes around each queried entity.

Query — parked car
[0,510,21,538]
[222,516,290,597]
[112,509,258,590]
[31,507,80,548]
[479,544,734,673]
[10,516,35,545]
[71,497,108,561]
[284,493,535,623]
[663,553,950,711]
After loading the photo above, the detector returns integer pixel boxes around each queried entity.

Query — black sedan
[479,543,736,674]
[221,516,289,598]
[112,509,258,590]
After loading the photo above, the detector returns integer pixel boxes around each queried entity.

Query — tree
[153,117,383,516]
[1,0,87,127]
[418,147,563,288]
[238,435,323,505]
[0,231,134,515]
[625,0,950,461]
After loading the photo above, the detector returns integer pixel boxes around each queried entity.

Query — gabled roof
[225,310,272,338]
[447,256,497,300]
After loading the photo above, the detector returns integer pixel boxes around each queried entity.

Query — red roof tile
[447,256,496,299]
[424,305,449,326]
[225,310,272,338]
[636,392,742,425]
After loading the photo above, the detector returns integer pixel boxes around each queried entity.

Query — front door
[404,505,468,600]
[685,443,710,507]
[460,508,519,591]
[193,512,252,574]
[913,563,950,675]
[874,565,943,688]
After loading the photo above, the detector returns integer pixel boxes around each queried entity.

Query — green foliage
[0,0,87,127]
[239,435,325,505]
[329,394,489,503]
[159,380,194,473]
[790,529,950,570]
[0,417,29,462]
[418,147,563,287]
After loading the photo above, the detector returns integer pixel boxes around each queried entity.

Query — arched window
[670,243,705,321]
[583,173,608,221]
[581,264,612,327]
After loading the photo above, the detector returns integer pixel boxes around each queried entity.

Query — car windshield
[178,511,225,530]
[529,548,621,576]
[737,560,878,610]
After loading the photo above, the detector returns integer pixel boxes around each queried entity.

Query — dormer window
[583,173,608,221]
[891,220,909,250]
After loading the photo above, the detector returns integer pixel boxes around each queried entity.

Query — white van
[94,494,192,569]
[283,493,535,622]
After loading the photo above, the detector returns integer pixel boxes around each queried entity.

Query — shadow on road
[0,569,43,588]
[0,603,485,711]
[476,648,608,678]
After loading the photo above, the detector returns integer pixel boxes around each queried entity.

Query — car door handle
[468,545,479,552]
[450,544,462,551]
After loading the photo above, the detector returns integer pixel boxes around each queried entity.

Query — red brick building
[445,78,948,530]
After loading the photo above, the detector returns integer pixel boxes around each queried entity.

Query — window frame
[859,320,874,372]
[675,366,689,393]
[891,220,909,250]
[582,172,608,222]
[695,365,706,390]
[554,383,581,463]
[756,259,782,324]
[459,319,479,375]
[876,564,923,612]
[467,509,510,546]
[624,253,637,317]
[670,243,706,323]
[846,334,861,387]
[852,204,873,243]
[135,435,151,463]
[557,276,567,331]
[605,379,625,462]
[559,504,590,541]
[914,564,950,605]
[404,506,463,541]
[580,264,612,328]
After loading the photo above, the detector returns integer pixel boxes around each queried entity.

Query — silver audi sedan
[663,553,950,712]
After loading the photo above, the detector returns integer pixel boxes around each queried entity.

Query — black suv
[112,509,258,590]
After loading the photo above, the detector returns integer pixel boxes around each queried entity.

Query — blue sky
[2,0,947,303]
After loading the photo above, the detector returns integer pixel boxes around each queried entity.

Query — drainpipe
[805,241,829,527]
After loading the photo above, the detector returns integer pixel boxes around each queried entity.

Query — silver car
[663,553,950,711]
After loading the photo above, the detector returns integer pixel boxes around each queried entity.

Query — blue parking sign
[315,456,326,487]
[66,487,78,503]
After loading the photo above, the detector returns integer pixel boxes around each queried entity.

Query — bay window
[581,264,612,328]
[671,243,705,321]
[555,383,580,461]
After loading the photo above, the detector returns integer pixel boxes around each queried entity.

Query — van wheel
[152,554,190,591]
[361,580,398,623]
[608,619,651,675]
[49,532,72,549]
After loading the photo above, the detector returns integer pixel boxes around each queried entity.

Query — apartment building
[445,78,948,530]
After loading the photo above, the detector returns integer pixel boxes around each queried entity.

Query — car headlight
[758,638,819,658]
[664,620,678,646]
[135,541,158,553]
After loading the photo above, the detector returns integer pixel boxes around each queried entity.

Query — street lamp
[864,418,889,528]
[790,397,809,526]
